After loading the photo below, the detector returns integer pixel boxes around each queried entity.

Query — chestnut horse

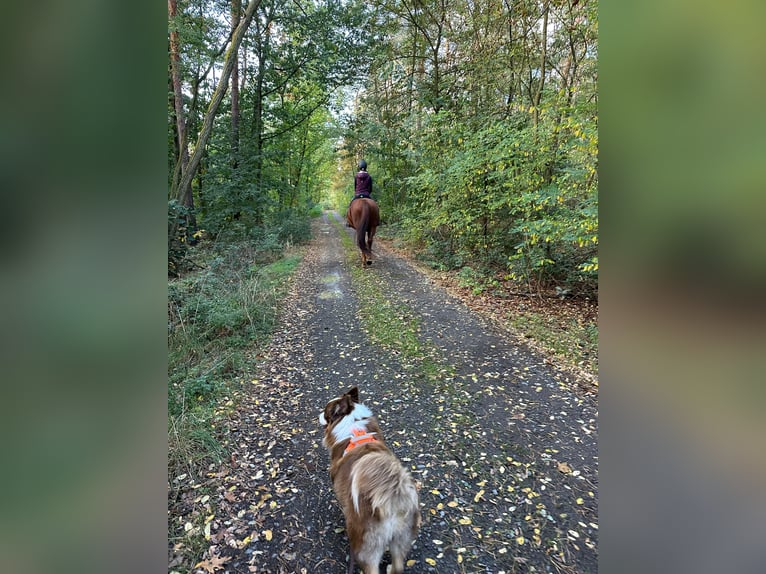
[346,198,380,266]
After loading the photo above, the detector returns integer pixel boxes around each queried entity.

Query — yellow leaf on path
[425,558,436,566]
[447,501,458,508]
[458,517,472,525]
[474,489,485,503]
[430,489,440,495]
[557,462,572,474]
[264,530,273,541]
[457,554,463,564]
[406,560,416,567]
[576,497,584,505]
[516,536,526,545]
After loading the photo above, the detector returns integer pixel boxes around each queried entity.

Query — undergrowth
[511,311,598,376]
[168,235,304,487]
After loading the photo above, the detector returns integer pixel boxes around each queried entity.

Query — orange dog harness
[344,427,378,455]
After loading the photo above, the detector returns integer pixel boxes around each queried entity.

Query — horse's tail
[356,203,371,255]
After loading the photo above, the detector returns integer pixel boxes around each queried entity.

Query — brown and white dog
[319,387,421,574]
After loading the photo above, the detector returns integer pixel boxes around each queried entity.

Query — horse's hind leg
[365,232,375,265]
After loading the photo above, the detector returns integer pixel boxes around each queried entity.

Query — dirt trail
[174,212,598,574]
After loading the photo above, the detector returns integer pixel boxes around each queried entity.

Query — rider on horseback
[347,160,374,227]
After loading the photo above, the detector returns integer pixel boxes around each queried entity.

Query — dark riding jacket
[354,171,373,199]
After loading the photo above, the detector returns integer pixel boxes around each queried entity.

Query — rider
[352,159,373,201]
[347,159,374,226]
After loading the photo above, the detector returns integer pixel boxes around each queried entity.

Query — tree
[345,0,598,295]
[168,0,192,212]
[171,0,261,207]
[230,0,241,167]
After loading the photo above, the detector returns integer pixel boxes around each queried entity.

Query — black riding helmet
[358,159,367,170]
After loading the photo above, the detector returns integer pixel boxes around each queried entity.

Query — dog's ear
[347,386,359,403]
[332,395,354,419]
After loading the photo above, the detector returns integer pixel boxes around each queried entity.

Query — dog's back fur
[320,387,420,574]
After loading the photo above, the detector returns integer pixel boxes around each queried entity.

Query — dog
[319,386,421,574]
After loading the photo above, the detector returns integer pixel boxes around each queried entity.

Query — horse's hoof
[365,260,373,266]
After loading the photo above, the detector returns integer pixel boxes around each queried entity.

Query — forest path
[181,212,598,574]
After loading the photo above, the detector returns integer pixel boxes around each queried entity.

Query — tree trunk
[173,0,262,205]
[231,0,241,168]
[168,0,192,210]
[251,8,272,223]
[533,2,549,128]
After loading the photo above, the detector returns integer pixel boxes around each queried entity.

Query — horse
[346,198,380,266]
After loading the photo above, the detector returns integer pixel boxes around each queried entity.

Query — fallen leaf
[264,529,273,541]
[557,461,572,473]
[194,553,230,573]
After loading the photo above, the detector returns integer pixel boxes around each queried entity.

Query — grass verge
[168,239,303,488]
[334,219,446,386]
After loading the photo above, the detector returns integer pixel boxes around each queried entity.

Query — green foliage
[168,237,303,480]
[169,0,374,256]
[344,0,598,297]
[168,199,199,276]
[457,266,500,296]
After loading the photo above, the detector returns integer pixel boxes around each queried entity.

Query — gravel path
[172,212,598,574]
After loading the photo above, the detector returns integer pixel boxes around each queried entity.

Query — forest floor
[169,212,598,574]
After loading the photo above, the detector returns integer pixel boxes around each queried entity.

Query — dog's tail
[350,452,419,520]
